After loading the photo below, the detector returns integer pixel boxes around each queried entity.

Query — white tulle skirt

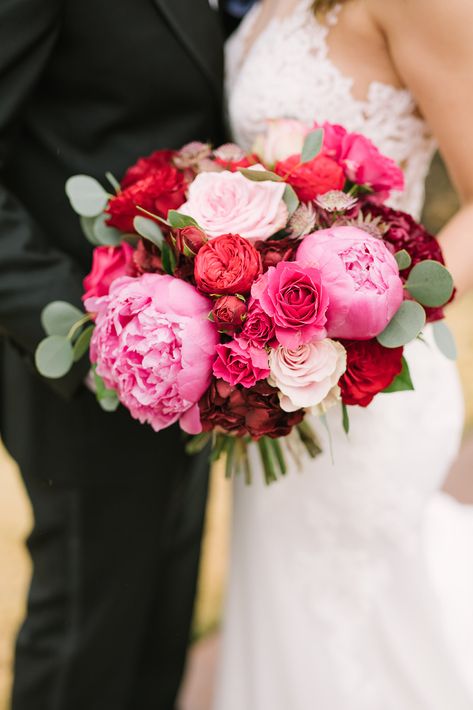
[214,331,473,709]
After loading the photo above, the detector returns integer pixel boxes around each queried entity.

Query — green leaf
[405,260,454,308]
[161,242,177,275]
[98,393,120,412]
[167,210,199,229]
[41,301,85,337]
[93,213,122,246]
[35,335,74,379]
[301,128,324,163]
[65,175,109,217]
[433,321,457,360]
[238,168,283,182]
[342,403,350,435]
[395,250,412,270]
[283,184,300,215]
[185,432,212,455]
[377,301,426,348]
[383,356,415,393]
[73,325,94,362]
[80,216,101,245]
[133,216,164,248]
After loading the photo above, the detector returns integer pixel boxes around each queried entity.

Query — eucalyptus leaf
[65,175,109,217]
[383,356,414,393]
[342,403,350,435]
[301,128,324,163]
[41,301,84,337]
[432,321,457,360]
[133,216,164,248]
[185,432,211,455]
[405,260,454,308]
[283,184,300,215]
[80,216,101,245]
[73,326,94,362]
[395,250,412,270]
[35,335,74,379]
[377,301,426,348]
[98,393,120,412]
[167,210,199,229]
[93,213,122,246]
[238,168,283,182]
[161,242,177,275]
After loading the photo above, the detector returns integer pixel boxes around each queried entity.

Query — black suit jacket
[0,0,224,485]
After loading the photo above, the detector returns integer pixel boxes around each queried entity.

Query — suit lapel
[153,0,223,97]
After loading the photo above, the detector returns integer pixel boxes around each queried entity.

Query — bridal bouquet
[36,119,455,483]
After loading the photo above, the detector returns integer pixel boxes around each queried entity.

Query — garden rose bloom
[275,153,345,202]
[85,274,218,434]
[339,339,404,406]
[194,234,262,295]
[253,119,309,167]
[297,226,403,339]
[236,299,276,349]
[212,296,247,333]
[213,340,270,388]
[269,339,347,412]
[82,243,135,302]
[178,168,288,240]
[252,261,329,348]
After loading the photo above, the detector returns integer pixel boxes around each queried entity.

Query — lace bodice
[226,0,437,219]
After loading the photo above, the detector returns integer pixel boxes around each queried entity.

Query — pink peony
[85,274,218,434]
[251,261,329,348]
[252,119,310,167]
[82,242,136,302]
[178,167,288,241]
[213,340,270,389]
[297,226,404,339]
[269,339,347,412]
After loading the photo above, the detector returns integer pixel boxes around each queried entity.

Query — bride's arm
[378,0,473,297]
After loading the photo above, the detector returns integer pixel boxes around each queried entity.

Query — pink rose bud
[212,296,247,334]
[175,226,207,255]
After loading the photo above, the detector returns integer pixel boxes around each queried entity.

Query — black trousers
[11,454,209,710]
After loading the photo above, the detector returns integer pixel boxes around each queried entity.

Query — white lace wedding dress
[214,2,473,709]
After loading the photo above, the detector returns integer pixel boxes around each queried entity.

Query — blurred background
[1,155,473,709]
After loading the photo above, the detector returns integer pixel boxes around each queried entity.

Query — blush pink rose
[213,340,270,389]
[297,226,404,340]
[251,261,329,348]
[85,274,218,434]
[82,243,135,302]
[252,119,310,167]
[269,339,347,412]
[178,167,288,241]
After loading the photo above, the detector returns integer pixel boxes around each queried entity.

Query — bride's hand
[377,0,473,297]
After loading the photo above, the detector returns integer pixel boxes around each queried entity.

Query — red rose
[275,154,345,202]
[363,204,453,322]
[254,237,298,271]
[339,339,404,407]
[212,296,247,334]
[121,149,175,188]
[106,167,187,233]
[194,234,262,295]
[175,226,207,256]
[133,239,163,275]
[236,298,276,349]
[82,242,136,302]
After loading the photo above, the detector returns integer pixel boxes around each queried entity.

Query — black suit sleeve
[0,0,87,397]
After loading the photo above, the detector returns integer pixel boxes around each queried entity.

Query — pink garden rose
[213,340,270,388]
[82,242,135,302]
[236,298,276,350]
[178,167,288,240]
[252,261,329,348]
[269,339,347,412]
[252,119,310,167]
[297,226,404,340]
[85,274,218,434]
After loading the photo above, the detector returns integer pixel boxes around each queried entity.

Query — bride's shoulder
[370,0,473,39]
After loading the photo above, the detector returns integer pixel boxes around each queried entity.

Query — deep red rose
[275,153,345,202]
[199,379,304,439]
[82,242,136,302]
[133,239,163,274]
[106,167,187,233]
[212,296,247,334]
[339,339,404,407]
[254,238,298,271]
[194,234,262,295]
[364,204,453,321]
[121,149,176,188]
[175,226,207,256]
[236,298,276,349]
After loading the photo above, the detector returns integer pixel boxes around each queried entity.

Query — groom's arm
[0,0,87,397]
